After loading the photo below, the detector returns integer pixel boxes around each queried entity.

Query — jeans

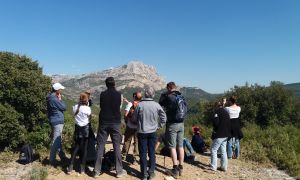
[50,124,66,163]
[94,124,123,174]
[138,132,157,178]
[227,137,240,159]
[210,137,228,171]
[183,138,195,157]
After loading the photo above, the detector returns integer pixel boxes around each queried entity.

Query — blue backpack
[174,94,188,122]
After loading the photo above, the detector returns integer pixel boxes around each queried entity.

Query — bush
[0,52,51,150]
[27,167,48,180]
[0,103,26,149]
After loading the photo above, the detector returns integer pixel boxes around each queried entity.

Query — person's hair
[144,87,155,98]
[167,82,177,90]
[133,90,142,98]
[229,96,237,105]
[215,101,223,109]
[105,77,115,88]
[74,93,89,116]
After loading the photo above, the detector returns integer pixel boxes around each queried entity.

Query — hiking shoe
[178,165,183,176]
[166,168,179,179]
[116,169,127,178]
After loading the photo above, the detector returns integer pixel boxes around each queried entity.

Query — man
[46,83,67,165]
[209,101,231,172]
[134,87,167,180]
[155,133,196,162]
[159,82,187,178]
[121,91,142,163]
[93,77,127,178]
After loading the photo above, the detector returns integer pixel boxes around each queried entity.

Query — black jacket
[99,88,122,125]
[159,90,183,123]
[212,108,231,139]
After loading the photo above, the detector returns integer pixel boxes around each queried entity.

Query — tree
[0,52,52,149]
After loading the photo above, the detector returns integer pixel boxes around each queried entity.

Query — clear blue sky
[0,0,300,93]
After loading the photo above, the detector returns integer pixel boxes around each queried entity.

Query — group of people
[209,96,242,172]
[46,77,242,179]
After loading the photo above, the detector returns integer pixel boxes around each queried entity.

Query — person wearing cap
[46,83,67,165]
[191,127,205,154]
[133,87,167,180]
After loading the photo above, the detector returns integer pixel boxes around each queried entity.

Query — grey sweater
[134,98,167,134]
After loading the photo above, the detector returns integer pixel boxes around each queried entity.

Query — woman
[225,96,242,159]
[67,93,92,174]
[209,101,231,172]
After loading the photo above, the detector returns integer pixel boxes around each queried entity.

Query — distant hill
[51,61,216,104]
[284,83,300,100]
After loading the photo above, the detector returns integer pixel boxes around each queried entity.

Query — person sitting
[191,127,205,154]
[155,133,196,161]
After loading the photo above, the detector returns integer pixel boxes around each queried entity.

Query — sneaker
[92,171,102,178]
[66,165,73,175]
[116,169,127,178]
[166,168,179,179]
[141,176,148,180]
[178,165,183,176]
[79,165,85,174]
[149,173,156,180]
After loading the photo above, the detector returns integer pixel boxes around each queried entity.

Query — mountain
[51,61,216,103]
[285,83,300,100]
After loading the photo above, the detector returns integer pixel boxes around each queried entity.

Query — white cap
[52,83,65,91]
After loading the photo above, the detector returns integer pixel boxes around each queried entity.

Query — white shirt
[225,106,241,119]
[73,104,91,127]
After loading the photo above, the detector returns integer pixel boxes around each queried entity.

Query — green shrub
[27,167,48,180]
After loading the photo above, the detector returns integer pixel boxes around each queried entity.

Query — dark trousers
[122,126,138,156]
[94,124,123,174]
[138,132,157,177]
[69,137,88,168]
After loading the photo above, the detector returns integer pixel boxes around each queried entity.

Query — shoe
[178,165,183,176]
[217,167,227,172]
[92,171,102,178]
[141,176,148,180]
[67,165,73,174]
[149,173,156,180]
[79,165,85,174]
[116,169,127,178]
[166,168,179,179]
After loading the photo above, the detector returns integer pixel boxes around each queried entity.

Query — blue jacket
[46,93,66,126]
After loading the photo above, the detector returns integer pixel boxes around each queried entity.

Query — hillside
[285,83,300,100]
[52,61,216,104]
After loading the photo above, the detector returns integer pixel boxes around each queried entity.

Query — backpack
[102,149,116,172]
[174,94,188,122]
[18,144,33,165]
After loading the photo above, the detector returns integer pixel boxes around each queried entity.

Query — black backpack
[18,144,33,165]
[102,149,116,172]
[174,94,188,122]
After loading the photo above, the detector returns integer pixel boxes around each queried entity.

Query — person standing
[225,96,242,159]
[67,93,91,174]
[134,87,167,180]
[46,83,67,165]
[159,82,187,178]
[121,91,142,163]
[209,101,231,172]
[92,77,127,178]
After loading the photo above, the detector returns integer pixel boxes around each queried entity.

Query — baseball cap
[52,83,65,91]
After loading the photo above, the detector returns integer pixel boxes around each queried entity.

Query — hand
[123,97,129,103]
[57,93,62,101]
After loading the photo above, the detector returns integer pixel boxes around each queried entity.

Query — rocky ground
[0,147,296,180]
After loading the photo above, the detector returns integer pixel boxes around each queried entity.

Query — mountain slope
[285,83,300,100]
[52,61,216,103]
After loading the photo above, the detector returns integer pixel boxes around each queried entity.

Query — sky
[0,0,300,93]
